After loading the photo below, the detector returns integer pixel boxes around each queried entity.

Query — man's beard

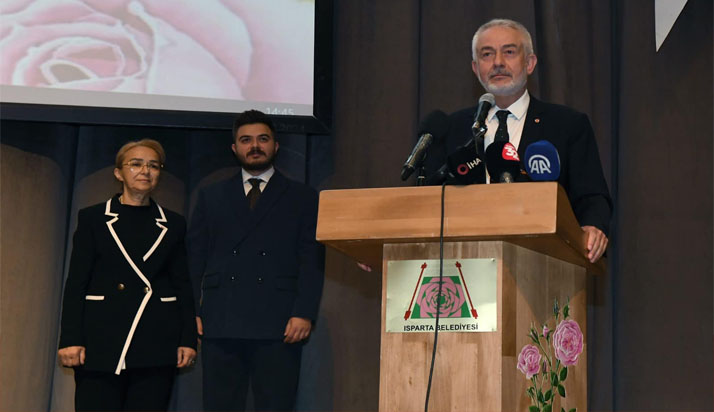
[237,149,275,171]
[479,68,528,97]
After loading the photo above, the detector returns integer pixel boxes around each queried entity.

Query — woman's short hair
[115,139,166,169]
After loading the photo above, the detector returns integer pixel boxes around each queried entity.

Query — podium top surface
[316,182,603,273]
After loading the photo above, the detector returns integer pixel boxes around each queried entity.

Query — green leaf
[529,406,539,412]
[568,409,577,412]
[560,366,568,381]
[561,408,566,412]
[550,372,559,386]
[543,405,552,412]
[563,304,570,319]
[553,298,559,316]
[537,390,544,403]
[558,384,566,397]
[544,389,552,401]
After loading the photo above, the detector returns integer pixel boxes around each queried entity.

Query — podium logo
[404,262,479,320]
[528,154,552,174]
[410,277,469,318]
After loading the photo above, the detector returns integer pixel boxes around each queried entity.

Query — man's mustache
[489,69,512,78]
[247,149,266,156]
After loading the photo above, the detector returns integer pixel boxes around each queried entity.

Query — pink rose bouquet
[517,298,581,412]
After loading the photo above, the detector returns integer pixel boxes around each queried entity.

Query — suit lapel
[225,174,253,229]
[104,197,169,278]
[251,170,289,221]
[231,170,290,247]
[143,200,168,262]
[518,96,546,160]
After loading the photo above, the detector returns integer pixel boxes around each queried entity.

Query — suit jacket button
[259,251,267,256]
[117,283,125,291]
[230,276,236,281]
[232,250,238,255]
[143,286,150,293]
[257,277,263,284]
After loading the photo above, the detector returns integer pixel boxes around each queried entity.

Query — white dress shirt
[241,167,274,195]
[483,90,530,183]
[483,89,530,151]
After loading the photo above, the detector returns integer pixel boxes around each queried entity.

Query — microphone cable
[424,180,447,412]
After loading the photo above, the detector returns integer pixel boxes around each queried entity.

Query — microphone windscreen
[446,142,485,184]
[524,140,561,181]
[419,110,450,139]
[479,93,496,106]
[485,141,521,183]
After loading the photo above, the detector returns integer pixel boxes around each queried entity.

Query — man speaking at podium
[424,18,612,263]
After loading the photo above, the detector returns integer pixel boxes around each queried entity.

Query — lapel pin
[534,118,540,123]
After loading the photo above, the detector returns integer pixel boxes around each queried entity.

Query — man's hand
[357,262,373,272]
[283,317,312,343]
[582,225,608,263]
[177,346,197,368]
[58,346,85,367]
[196,316,203,339]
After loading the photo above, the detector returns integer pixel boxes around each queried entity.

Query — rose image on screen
[0,0,314,105]
[414,277,467,318]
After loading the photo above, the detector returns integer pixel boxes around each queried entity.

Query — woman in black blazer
[58,139,197,411]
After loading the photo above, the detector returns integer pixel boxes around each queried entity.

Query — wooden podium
[316,182,599,412]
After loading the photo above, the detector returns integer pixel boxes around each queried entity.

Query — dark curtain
[614,0,712,409]
[1,1,711,411]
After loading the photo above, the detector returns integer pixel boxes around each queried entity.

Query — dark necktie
[247,178,262,210]
[494,110,511,142]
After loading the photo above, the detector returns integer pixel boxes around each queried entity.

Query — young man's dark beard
[237,151,276,172]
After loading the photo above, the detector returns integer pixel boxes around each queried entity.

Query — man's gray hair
[471,18,534,61]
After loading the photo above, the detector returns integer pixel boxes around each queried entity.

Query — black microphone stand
[471,125,487,158]
[415,164,427,186]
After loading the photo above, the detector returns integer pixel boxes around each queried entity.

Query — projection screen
[1,0,323,124]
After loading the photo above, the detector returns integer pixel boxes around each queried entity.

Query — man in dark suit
[425,18,612,263]
[187,110,325,411]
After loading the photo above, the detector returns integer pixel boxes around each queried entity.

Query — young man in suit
[188,110,325,411]
[425,18,612,263]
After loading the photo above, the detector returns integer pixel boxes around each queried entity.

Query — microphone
[446,139,485,184]
[485,141,521,183]
[524,140,561,181]
[425,139,486,185]
[401,110,450,181]
[471,93,496,137]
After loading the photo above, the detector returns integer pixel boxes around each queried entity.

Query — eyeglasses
[123,160,163,173]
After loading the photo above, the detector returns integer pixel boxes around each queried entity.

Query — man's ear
[231,143,238,155]
[275,142,279,153]
[526,53,537,75]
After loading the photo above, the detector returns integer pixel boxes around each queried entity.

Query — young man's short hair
[232,110,276,142]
